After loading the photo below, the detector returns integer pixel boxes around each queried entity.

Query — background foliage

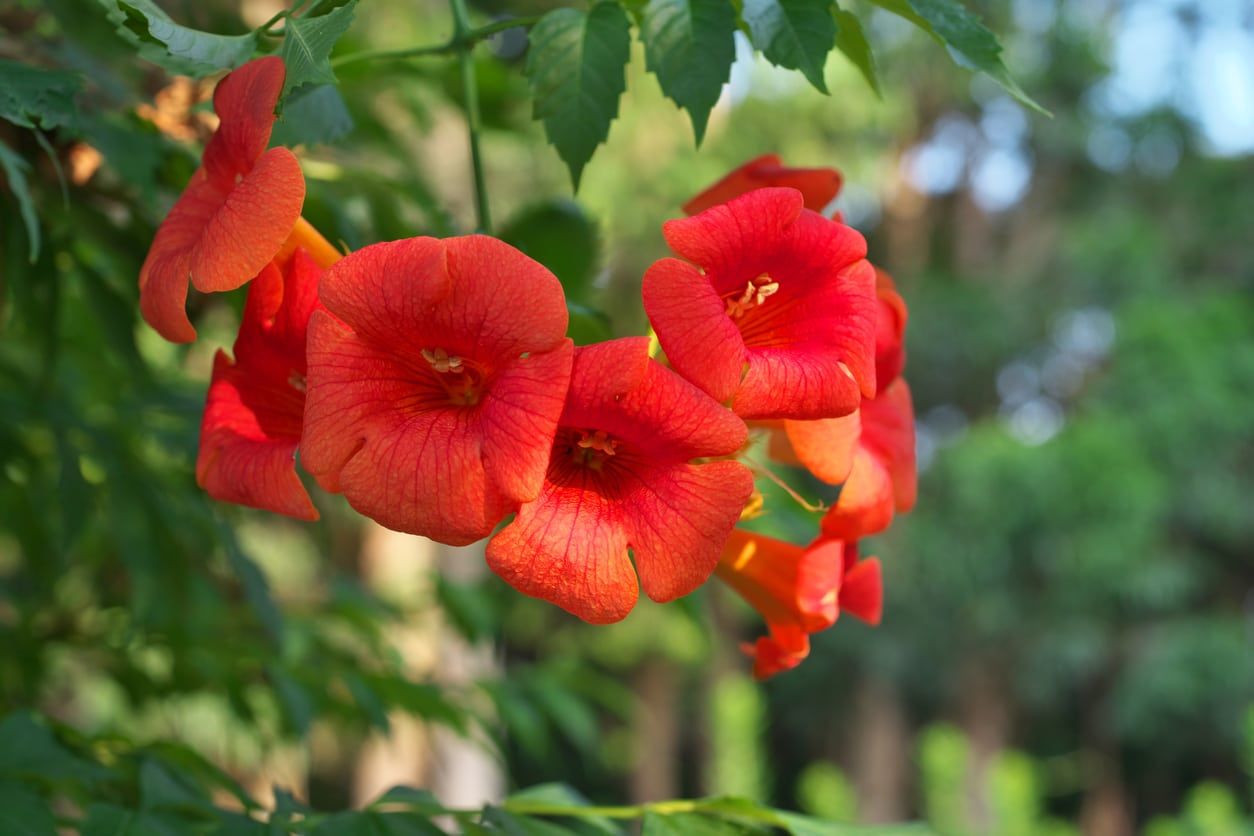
[1,0,1252,833]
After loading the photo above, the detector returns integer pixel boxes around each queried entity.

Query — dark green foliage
[641,0,737,142]
[279,0,359,96]
[741,0,836,94]
[525,3,633,189]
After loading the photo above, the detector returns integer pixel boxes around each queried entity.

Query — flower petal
[641,258,745,404]
[783,412,859,484]
[485,469,637,624]
[480,339,575,504]
[622,460,754,604]
[747,624,810,679]
[197,351,317,520]
[682,154,843,216]
[190,147,306,293]
[839,556,882,625]
[820,446,894,540]
[202,55,287,180]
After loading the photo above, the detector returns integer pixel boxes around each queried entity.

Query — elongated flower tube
[683,154,842,216]
[301,235,574,545]
[140,56,306,343]
[196,248,323,520]
[487,337,755,624]
[718,529,882,679]
[643,188,877,421]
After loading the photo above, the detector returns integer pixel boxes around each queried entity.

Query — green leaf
[0,139,40,262]
[499,200,600,303]
[369,786,445,816]
[99,0,258,76]
[0,782,57,836]
[566,303,613,346]
[525,3,632,189]
[641,813,750,836]
[483,807,576,836]
[640,0,735,143]
[0,712,108,786]
[311,810,445,835]
[831,6,879,95]
[741,0,836,93]
[271,83,354,147]
[0,60,82,131]
[866,0,1047,114]
[279,1,358,97]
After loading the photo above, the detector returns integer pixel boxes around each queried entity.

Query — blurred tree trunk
[849,677,909,823]
[630,658,681,802]
[958,660,1012,834]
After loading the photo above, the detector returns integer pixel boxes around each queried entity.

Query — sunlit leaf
[525,2,632,189]
[741,0,836,93]
[641,0,736,143]
[832,6,879,95]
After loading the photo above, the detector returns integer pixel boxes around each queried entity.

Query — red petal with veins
[301,235,572,544]
[196,250,322,519]
[644,188,876,420]
[486,338,753,623]
[682,154,843,216]
[139,56,305,343]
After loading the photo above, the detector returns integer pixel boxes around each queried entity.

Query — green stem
[449,0,493,233]
[329,16,540,69]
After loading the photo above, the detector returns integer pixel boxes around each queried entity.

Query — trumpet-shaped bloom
[301,235,574,545]
[196,249,322,520]
[486,337,754,624]
[717,529,882,679]
[140,56,305,343]
[818,378,917,540]
[770,270,911,484]
[683,154,842,216]
[643,188,877,421]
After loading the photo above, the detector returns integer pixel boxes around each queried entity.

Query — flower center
[572,429,619,470]
[422,347,482,405]
[724,273,779,319]
[422,347,465,374]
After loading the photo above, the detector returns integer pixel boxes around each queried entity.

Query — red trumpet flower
[683,154,842,216]
[487,337,754,624]
[140,56,305,343]
[196,248,323,520]
[301,235,574,545]
[717,529,882,679]
[643,188,877,421]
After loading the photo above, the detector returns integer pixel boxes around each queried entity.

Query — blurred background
[2,0,1252,833]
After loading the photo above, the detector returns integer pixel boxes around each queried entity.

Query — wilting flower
[643,188,877,421]
[718,528,882,679]
[301,235,574,545]
[486,337,755,624]
[140,56,305,343]
[683,154,842,216]
[197,248,323,520]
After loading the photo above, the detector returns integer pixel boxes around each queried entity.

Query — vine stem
[329,16,540,69]
[448,0,492,232]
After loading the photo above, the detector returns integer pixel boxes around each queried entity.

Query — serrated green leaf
[866,0,1047,114]
[0,139,40,262]
[641,0,735,143]
[271,84,354,147]
[525,3,632,189]
[0,60,82,131]
[99,0,258,76]
[499,200,600,303]
[280,1,358,97]
[741,0,836,93]
[832,7,879,95]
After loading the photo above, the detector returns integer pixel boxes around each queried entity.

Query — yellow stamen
[576,429,619,456]
[739,491,765,521]
[725,273,779,319]
[422,348,465,374]
[731,539,757,572]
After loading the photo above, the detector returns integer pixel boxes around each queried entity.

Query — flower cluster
[143,60,916,679]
